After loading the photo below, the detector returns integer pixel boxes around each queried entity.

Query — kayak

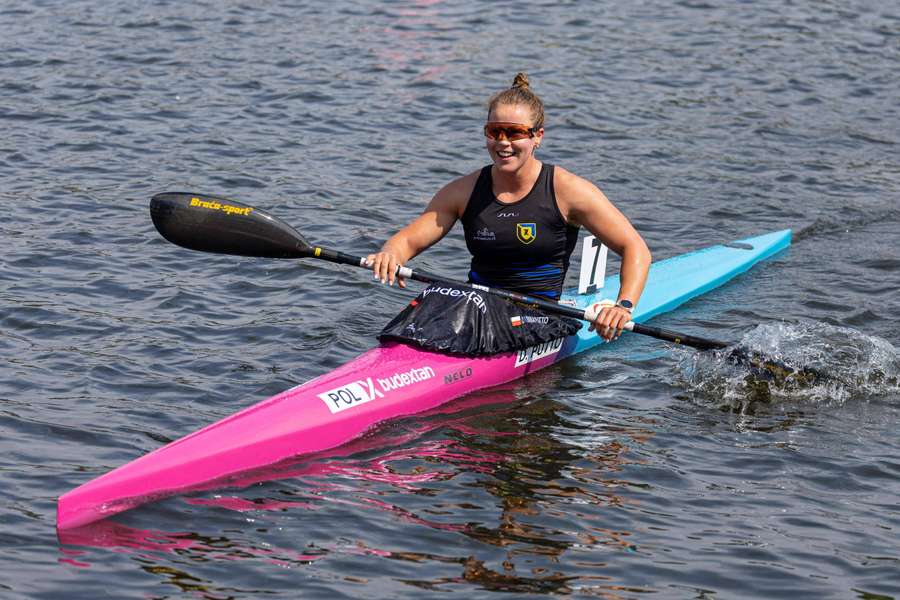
[56,229,791,530]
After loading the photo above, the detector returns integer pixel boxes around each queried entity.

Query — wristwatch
[616,299,634,312]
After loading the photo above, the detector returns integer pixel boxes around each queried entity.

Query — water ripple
[1,1,899,599]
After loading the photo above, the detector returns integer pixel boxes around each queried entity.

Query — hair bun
[512,72,530,90]
[487,72,544,129]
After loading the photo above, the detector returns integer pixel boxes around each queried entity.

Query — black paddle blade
[150,192,313,258]
[728,348,823,385]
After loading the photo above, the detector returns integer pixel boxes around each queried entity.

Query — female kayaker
[367,73,651,340]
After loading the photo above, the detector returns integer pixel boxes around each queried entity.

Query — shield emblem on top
[516,223,537,244]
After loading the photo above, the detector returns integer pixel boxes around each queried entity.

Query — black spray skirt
[378,284,582,357]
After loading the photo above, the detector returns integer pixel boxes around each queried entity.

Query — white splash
[676,321,900,411]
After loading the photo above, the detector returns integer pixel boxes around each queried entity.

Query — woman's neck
[491,158,542,203]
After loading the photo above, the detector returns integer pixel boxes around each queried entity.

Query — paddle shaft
[148,192,735,353]
[308,244,589,319]
[305,242,730,351]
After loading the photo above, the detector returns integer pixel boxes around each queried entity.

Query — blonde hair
[487,72,545,129]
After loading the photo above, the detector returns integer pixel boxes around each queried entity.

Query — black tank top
[461,164,580,300]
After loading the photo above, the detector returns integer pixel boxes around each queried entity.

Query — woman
[368,73,651,341]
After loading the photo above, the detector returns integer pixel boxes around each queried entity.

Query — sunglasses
[483,122,540,141]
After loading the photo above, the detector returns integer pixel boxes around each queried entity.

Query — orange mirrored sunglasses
[483,122,539,141]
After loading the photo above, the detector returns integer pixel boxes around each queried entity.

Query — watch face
[618,299,633,309]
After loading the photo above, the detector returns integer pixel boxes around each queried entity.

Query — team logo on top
[516,223,537,244]
[474,227,496,241]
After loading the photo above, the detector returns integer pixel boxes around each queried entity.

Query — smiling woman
[367,72,652,341]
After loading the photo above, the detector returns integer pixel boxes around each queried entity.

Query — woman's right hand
[365,250,407,288]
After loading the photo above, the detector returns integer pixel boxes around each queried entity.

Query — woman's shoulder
[429,168,484,216]
[552,165,602,199]
[436,168,483,200]
[452,167,486,188]
[551,165,612,225]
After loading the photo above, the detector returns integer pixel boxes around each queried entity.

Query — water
[2,1,899,598]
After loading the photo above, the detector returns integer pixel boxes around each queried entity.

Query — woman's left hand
[587,301,632,341]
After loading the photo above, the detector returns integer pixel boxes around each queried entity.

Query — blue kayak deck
[562,229,791,354]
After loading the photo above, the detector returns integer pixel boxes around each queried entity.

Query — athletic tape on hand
[583,299,616,322]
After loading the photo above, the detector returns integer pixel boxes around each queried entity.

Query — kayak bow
[56,220,790,530]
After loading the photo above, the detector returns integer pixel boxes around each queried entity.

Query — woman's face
[485,103,543,173]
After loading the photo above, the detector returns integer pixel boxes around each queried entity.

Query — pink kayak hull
[57,228,792,530]
[57,340,566,529]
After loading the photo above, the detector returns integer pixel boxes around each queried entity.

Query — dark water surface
[3,1,900,598]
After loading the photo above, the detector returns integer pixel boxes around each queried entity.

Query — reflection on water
[59,368,653,594]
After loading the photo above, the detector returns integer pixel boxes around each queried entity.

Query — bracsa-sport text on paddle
[149,192,816,381]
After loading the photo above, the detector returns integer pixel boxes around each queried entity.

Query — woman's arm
[556,167,652,339]
[367,171,478,287]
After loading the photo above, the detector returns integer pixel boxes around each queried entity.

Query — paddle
[149,192,816,381]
